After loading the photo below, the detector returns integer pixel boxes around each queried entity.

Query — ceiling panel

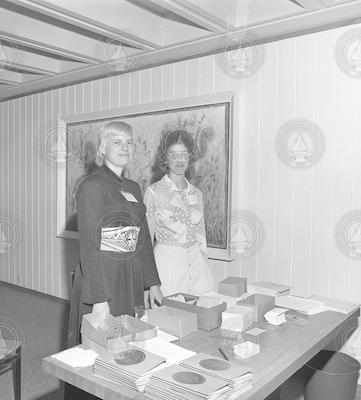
[0,0,361,101]
[0,7,107,60]
[174,0,305,28]
[40,0,211,46]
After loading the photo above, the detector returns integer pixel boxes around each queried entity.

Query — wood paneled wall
[1,23,361,302]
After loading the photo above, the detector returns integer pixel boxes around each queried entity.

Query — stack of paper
[93,345,166,392]
[247,281,290,296]
[221,305,253,332]
[309,295,359,314]
[180,353,252,399]
[145,363,230,400]
[233,342,260,360]
[275,295,324,315]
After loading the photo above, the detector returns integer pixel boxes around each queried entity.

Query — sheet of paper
[310,295,359,314]
[247,281,290,296]
[275,295,325,314]
[51,347,98,368]
[246,328,266,336]
[130,337,196,365]
[156,329,179,342]
[264,308,288,325]
[196,296,223,308]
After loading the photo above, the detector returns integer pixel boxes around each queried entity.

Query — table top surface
[43,308,360,400]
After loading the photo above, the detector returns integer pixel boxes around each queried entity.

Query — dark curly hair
[151,129,198,183]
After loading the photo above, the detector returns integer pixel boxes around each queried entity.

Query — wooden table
[43,308,360,400]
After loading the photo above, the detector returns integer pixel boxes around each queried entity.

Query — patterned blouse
[144,175,208,258]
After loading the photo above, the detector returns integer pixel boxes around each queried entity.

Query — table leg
[13,346,21,400]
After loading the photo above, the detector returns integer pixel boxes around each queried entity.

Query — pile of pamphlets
[180,353,253,399]
[93,345,166,392]
[145,363,231,400]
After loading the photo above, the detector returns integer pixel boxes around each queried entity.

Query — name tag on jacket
[120,191,138,203]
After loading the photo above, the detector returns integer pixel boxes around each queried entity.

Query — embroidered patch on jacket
[100,226,140,252]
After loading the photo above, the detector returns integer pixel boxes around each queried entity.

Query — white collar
[163,174,192,193]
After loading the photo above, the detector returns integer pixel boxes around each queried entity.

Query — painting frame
[57,91,235,261]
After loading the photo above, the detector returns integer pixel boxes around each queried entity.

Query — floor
[0,283,67,400]
[0,281,360,400]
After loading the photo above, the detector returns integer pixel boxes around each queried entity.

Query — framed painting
[57,91,235,260]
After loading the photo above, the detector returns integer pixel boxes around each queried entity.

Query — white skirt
[154,243,214,297]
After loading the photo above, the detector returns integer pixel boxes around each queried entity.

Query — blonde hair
[95,121,133,166]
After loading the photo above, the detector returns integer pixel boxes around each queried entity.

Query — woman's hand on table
[144,290,150,309]
[149,285,163,308]
[91,301,111,327]
[92,301,110,314]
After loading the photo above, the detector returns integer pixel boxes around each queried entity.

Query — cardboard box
[237,294,275,322]
[162,293,227,331]
[218,277,247,297]
[117,315,157,341]
[81,313,156,352]
[147,305,197,337]
[221,305,254,332]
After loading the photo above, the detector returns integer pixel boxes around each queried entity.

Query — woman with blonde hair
[68,120,162,347]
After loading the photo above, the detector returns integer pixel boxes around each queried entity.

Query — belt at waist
[101,225,140,253]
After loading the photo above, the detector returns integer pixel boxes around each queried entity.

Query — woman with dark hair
[144,129,214,296]
[68,120,162,347]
